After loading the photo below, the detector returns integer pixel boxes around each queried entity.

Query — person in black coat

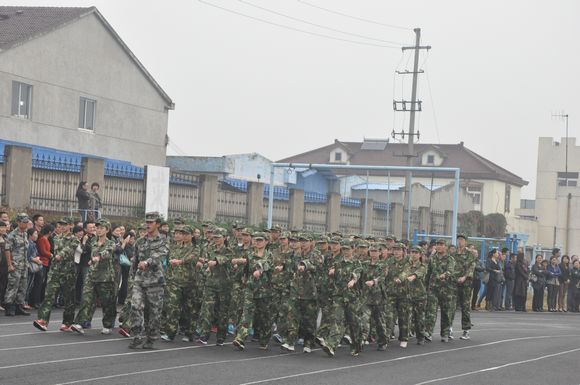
[531,255,547,312]
[486,249,502,311]
[75,181,91,222]
[513,252,529,311]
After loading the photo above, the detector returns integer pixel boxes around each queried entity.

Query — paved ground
[0,309,578,385]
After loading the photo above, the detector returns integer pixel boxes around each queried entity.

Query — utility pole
[392,28,431,238]
[552,112,570,185]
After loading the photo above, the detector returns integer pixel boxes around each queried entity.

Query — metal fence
[340,205,361,234]
[262,199,289,229]
[168,171,199,220]
[0,155,5,204]
[216,189,247,223]
[30,167,80,214]
[402,208,421,239]
[102,176,145,218]
[430,210,446,235]
[303,202,327,232]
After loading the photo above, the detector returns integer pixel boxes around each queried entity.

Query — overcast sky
[16,0,580,198]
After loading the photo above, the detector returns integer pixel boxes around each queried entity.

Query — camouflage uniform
[363,259,388,346]
[234,245,273,347]
[198,242,233,342]
[427,250,456,339]
[129,224,169,347]
[4,227,29,307]
[384,254,411,342]
[317,248,342,340]
[228,244,250,330]
[408,258,427,342]
[270,245,295,340]
[454,246,476,331]
[37,232,80,325]
[74,235,117,328]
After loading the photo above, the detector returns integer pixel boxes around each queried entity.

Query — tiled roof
[278,140,528,187]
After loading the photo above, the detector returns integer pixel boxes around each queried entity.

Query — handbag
[482,271,490,284]
[28,261,42,274]
[119,253,132,267]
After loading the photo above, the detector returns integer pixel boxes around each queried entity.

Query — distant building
[279,138,528,218]
[0,6,173,167]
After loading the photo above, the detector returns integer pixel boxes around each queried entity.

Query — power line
[238,0,404,45]
[198,0,400,49]
[298,0,412,31]
[425,68,441,144]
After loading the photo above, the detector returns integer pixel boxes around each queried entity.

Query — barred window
[79,97,96,130]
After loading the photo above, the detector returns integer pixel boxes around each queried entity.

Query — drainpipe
[566,192,572,254]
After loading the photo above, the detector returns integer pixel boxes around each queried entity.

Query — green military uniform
[228,239,251,333]
[383,244,411,343]
[4,223,29,310]
[269,234,295,342]
[316,237,343,342]
[363,253,388,347]
[408,247,428,344]
[454,237,477,332]
[427,240,457,341]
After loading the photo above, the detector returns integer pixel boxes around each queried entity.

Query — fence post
[326,192,341,232]
[444,210,454,236]
[288,188,304,230]
[419,206,430,233]
[247,181,265,226]
[391,203,404,240]
[80,157,104,191]
[4,145,32,209]
[360,198,374,235]
[197,174,218,221]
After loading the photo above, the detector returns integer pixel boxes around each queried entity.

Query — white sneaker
[101,328,111,335]
[70,324,84,335]
[400,341,408,348]
[460,330,470,340]
[303,346,312,353]
[281,343,295,352]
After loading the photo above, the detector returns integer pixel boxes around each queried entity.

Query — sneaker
[449,328,454,340]
[59,324,72,332]
[342,335,352,345]
[101,328,112,335]
[128,338,143,349]
[182,336,193,342]
[441,336,449,343]
[322,345,335,357]
[118,327,131,338]
[303,346,312,353]
[33,319,48,332]
[70,324,84,335]
[216,339,225,346]
[281,343,295,352]
[272,333,283,344]
[460,330,470,340]
[233,339,245,351]
[377,344,387,351]
[400,341,408,348]
[160,334,173,342]
[364,340,369,345]
[314,337,325,347]
[258,344,269,350]
[81,321,91,329]
[142,340,155,349]
[197,336,208,345]
[228,324,236,335]
[425,334,432,342]
[417,339,425,346]
[350,350,359,357]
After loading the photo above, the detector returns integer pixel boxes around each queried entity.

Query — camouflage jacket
[232,245,252,285]
[166,242,197,285]
[5,228,29,264]
[329,257,363,304]
[270,247,295,291]
[51,234,80,278]
[384,256,411,298]
[204,244,233,289]
[245,250,272,298]
[454,248,477,283]
[134,233,169,287]
[87,238,116,283]
[363,260,388,305]
[293,248,323,300]
[408,261,427,300]
[427,253,457,293]
[319,252,343,305]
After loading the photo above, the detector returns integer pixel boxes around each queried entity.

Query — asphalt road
[0,309,578,385]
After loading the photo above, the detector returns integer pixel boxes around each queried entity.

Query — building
[0,6,173,167]
[534,137,580,253]
[279,138,528,218]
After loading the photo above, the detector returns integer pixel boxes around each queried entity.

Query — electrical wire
[198,0,400,49]
[238,0,404,45]
[425,68,441,144]
[298,0,412,31]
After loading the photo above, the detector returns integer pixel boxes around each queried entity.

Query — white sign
[145,165,170,219]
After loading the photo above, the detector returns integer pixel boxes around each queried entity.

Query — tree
[483,213,507,238]
[458,210,484,236]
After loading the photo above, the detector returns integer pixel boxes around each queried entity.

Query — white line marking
[52,350,310,385]
[0,337,126,351]
[0,330,61,338]
[412,347,580,385]
[237,334,580,385]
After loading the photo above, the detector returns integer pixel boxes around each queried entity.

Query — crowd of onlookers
[470,247,580,313]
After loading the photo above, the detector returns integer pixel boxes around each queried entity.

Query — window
[426,155,435,164]
[334,152,342,162]
[79,97,96,130]
[11,81,33,118]
[466,185,482,210]
[557,172,578,187]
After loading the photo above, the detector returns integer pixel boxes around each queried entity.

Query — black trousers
[532,284,545,311]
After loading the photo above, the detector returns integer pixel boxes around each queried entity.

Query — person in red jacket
[36,224,54,306]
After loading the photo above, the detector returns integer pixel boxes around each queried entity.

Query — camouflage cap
[212,228,226,237]
[410,246,423,253]
[96,218,111,229]
[435,238,448,245]
[180,225,194,234]
[299,233,313,241]
[340,240,352,249]
[384,234,395,241]
[16,213,30,223]
[392,242,405,249]
[57,217,71,225]
[269,225,282,233]
[240,227,252,235]
[252,231,268,240]
[316,236,329,244]
[172,217,185,225]
[288,234,299,241]
[279,231,291,239]
[365,235,376,241]
[369,243,380,251]
[329,236,342,244]
[456,233,468,240]
[201,221,213,227]
[357,240,370,248]
[231,221,243,229]
[145,212,161,222]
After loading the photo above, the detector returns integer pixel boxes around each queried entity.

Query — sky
[13,0,580,198]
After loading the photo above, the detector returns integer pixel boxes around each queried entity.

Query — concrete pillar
[4,145,32,209]
[326,192,341,232]
[419,206,430,234]
[391,203,404,240]
[80,157,105,190]
[288,189,304,230]
[246,181,264,226]
[444,210,454,236]
[360,198,374,235]
[197,174,218,221]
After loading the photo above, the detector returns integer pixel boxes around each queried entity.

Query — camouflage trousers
[4,260,27,305]
[285,298,318,349]
[360,304,371,342]
[270,286,291,337]
[235,293,273,346]
[119,277,134,329]
[37,271,76,325]
[366,304,388,345]
[162,282,196,338]
[454,282,472,331]
[228,282,245,327]
[434,289,456,338]
[409,297,427,341]
[198,286,230,341]
[424,291,438,335]
[318,298,363,352]
[317,299,334,340]
[74,280,117,328]
[385,295,410,342]
[129,284,165,341]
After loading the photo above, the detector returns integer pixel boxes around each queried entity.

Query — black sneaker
[142,340,155,349]
[322,345,335,357]
[216,339,225,346]
[129,338,143,349]
[196,336,208,345]
[377,344,387,351]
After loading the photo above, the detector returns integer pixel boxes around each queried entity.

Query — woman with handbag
[546,256,561,312]
[25,228,43,309]
[513,252,529,311]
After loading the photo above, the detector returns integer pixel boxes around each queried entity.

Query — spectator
[486,249,502,311]
[75,221,96,305]
[75,181,91,222]
[557,255,570,312]
[546,256,561,312]
[32,214,44,234]
[531,256,547,312]
[25,228,43,309]
[569,255,579,312]
[504,253,516,310]
[117,229,136,305]
[89,182,102,220]
[570,259,580,312]
[471,247,484,310]
[0,219,8,311]
[513,252,529,312]
[36,224,54,304]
